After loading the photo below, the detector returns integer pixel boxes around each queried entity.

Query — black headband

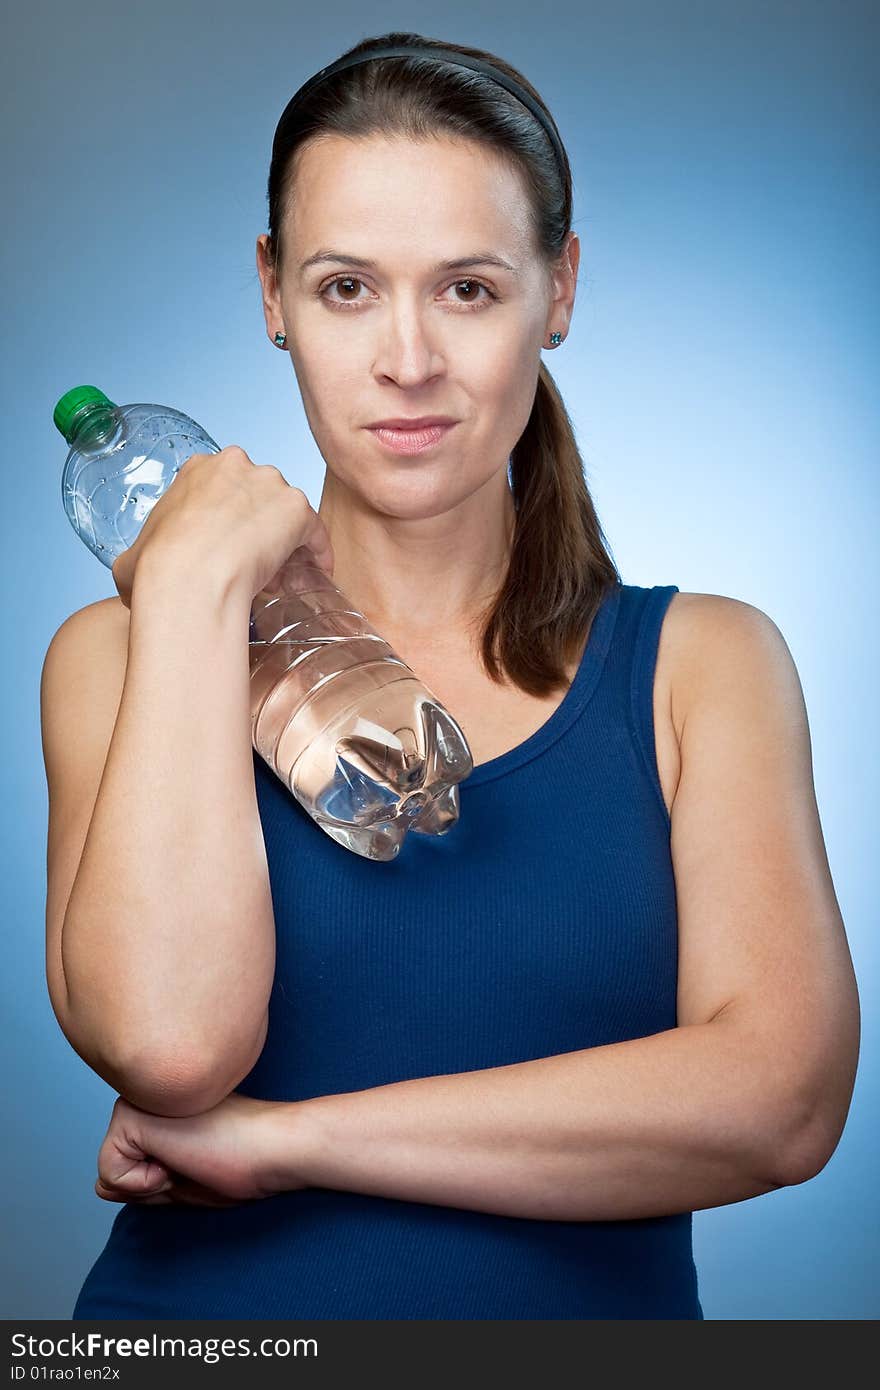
[278,45,566,180]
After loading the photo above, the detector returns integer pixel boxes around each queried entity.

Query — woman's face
[258,133,574,520]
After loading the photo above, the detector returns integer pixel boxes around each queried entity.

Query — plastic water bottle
[53,385,474,861]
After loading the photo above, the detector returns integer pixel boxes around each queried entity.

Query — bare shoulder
[41,595,130,710]
[658,590,792,740]
[45,594,129,654]
[81,593,130,627]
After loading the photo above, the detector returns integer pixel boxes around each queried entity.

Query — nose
[372,299,445,387]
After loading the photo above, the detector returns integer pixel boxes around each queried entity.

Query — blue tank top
[72,580,703,1319]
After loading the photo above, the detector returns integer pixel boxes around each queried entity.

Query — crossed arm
[237,599,860,1221]
[269,1011,812,1222]
[107,598,861,1220]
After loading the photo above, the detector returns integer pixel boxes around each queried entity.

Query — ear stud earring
[276,327,562,349]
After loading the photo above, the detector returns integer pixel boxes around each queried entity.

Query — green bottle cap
[53,385,118,444]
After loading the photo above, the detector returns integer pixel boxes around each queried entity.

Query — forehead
[287,133,534,261]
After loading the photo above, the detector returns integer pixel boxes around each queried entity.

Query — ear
[256,235,285,344]
[546,230,580,340]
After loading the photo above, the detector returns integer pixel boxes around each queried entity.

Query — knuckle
[223,445,251,466]
[258,463,286,484]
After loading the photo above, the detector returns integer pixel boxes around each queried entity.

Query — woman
[47,32,858,1319]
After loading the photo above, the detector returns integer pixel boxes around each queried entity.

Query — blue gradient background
[2,0,876,1319]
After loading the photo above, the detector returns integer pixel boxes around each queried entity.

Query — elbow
[59,997,270,1116]
[115,1054,237,1118]
[767,1033,860,1187]
[761,1093,851,1189]
[770,1128,835,1190]
[97,1019,269,1119]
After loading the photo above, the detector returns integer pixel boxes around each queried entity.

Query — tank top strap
[622,584,680,828]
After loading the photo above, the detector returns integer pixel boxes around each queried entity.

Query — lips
[367,422,457,456]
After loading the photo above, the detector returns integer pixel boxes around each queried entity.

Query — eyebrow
[299,250,519,278]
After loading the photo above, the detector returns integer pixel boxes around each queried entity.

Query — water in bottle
[53,385,474,860]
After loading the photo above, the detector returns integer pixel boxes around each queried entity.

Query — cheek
[482,344,541,438]
[465,323,535,392]
[293,352,361,428]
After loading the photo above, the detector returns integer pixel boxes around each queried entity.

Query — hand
[93,1092,309,1207]
[110,446,335,611]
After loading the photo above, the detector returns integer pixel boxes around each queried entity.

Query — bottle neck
[67,402,122,450]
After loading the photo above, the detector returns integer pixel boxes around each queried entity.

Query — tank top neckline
[462,579,622,790]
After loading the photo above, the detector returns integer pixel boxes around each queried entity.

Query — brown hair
[263,30,621,697]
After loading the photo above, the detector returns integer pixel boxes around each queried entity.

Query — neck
[317,471,516,640]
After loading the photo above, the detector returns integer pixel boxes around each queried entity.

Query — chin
[362,469,474,518]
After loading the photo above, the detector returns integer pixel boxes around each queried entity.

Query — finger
[98,1151,171,1195]
[94,1172,240,1208]
[95,1177,174,1204]
[300,514,335,577]
[309,541,335,578]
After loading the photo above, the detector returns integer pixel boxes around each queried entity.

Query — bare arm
[43,555,275,1117]
[272,1017,797,1221]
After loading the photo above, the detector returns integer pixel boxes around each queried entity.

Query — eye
[316,276,498,311]
[318,276,369,308]
[448,279,496,308]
